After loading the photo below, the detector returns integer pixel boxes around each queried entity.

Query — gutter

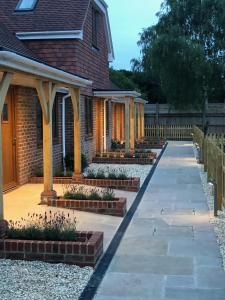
[0,51,92,88]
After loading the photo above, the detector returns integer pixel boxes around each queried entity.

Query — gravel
[193,145,225,271]
[85,163,152,186]
[0,260,93,300]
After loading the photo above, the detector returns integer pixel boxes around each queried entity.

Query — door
[2,90,17,191]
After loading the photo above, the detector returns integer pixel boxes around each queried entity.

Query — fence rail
[193,126,225,211]
[145,125,193,140]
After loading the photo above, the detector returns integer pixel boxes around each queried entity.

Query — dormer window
[92,7,99,49]
[16,0,38,11]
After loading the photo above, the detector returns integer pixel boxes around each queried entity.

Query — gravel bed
[193,145,225,271]
[0,260,93,300]
[85,163,152,186]
[85,149,162,186]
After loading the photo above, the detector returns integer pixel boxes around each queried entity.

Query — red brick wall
[15,87,63,185]
[65,96,112,162]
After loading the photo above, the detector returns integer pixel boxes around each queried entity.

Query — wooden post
[130,98,135,150]
[134,103,137,141]
[141,104,145,138]
[138,103,142,140]
[70,88,81,177]
[0,72,13,219]
[36,81,57,203]
[125,100,130,152]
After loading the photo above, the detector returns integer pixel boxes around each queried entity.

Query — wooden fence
[145,125,193,140]
[193,126,225,211]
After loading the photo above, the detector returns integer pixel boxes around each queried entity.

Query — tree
[134,0,225,125]
[109,68,166,103]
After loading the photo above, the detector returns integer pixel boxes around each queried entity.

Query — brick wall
[65,96,112,162]
[15,87,63,185]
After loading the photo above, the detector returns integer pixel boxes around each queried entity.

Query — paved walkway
[94,141,225,300]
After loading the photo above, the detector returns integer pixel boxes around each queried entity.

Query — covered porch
[0,50,91,219]
[93,90,146,152]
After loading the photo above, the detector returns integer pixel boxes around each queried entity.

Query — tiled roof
[0,0,90,33]
[0,19,37,60]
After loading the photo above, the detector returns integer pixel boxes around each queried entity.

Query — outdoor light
[208,180,218,217]
[195,144,201,163]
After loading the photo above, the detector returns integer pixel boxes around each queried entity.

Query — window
[36,98,59,145]
[92,8,99,49]
[16,0,38,11]
[85,97,93,136]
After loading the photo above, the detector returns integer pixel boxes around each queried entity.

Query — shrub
[86,169,96,179]
[62,184,116,201]
[7,212,77,241]
[64,153,89,173]
[102,188,115,201]
[111,139,120,150]
[96,168,106,179]
[117,168,128,180]
[88,188,102,200]
[108,169,118,179]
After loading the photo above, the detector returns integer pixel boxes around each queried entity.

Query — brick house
[0,0,146,213]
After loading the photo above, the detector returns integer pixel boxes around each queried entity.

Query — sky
[106,0,163,70]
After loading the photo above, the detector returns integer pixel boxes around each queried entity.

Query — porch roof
[110,98,147,105]
[93,89,141,98]
[0,50,92,89]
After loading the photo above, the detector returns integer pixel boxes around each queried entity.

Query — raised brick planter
[92,156,154,165]
[136,141,165,149]
[30,177,140,192]
[48,197,127,217]
[0,231,103,267]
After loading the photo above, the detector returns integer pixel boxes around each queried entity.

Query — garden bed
[48,197,127,217]
[0,231,103,267]
[136,139,166,149]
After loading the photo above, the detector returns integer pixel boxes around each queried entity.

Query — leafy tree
[134,0,225,124]
[109,68,139,91]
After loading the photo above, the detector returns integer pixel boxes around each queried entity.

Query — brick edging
[48,197,127,217]
[30,177,140,192]
[92,157,154,165]
[0,231,103,267]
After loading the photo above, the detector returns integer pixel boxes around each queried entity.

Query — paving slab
[94,141,225,300]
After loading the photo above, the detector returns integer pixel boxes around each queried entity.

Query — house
[0,0,146,214]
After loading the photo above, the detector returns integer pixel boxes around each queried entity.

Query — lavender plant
[7,211,77,241]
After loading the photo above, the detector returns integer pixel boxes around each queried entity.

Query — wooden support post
[137,103,141,140]
[0,72,13,219]
[125,100,130,152]
[134,103,137,141]
[121,104,125,141]
[36,81,57,203]
[130,98,135,150]
[70,88,81,177]
[141,104,145,138]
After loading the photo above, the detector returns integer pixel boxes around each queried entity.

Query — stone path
[94,141,225,300]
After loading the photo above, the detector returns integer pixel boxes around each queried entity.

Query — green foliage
[102,188,116,201]
[64,153,89,173]
[62,184,116,201]
[7,212,77,241]
[134,0,225,110]
[110,68,139,91]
